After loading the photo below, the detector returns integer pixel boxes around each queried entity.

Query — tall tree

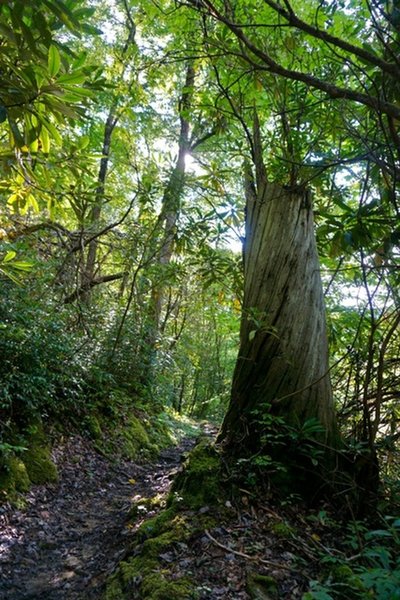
[179,0,400,498]
[219,113,337,453]
[147,62,196,345]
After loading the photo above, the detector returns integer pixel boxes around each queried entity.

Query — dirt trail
[0,435,195,600]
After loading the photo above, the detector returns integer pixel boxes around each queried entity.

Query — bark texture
[220,163,337,450]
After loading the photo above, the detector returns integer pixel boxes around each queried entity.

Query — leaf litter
[0,430,337,599]
[0,434,195,599]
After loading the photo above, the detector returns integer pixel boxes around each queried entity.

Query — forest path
[0,433,198,599]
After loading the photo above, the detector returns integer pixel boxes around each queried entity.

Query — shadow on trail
[0,434,197,599]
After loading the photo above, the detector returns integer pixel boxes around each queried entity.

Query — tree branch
[192,0,400,120]
[64,272,126,304]
[263,0,400,78]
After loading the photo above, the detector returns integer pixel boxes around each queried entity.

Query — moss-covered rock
[140,572,193,600]
[99,410,161,462]
[0,420,58,501]
[138,506,177,538]
[23,445,58,485]
[120,415,154,459]
[142,517,189,556]
[169,438,222,510]
[105,554,194,600]
[104,507,195,599]
[0,455,30,500]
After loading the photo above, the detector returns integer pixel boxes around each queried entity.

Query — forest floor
[0,433,197,599]
[0,428,340,600]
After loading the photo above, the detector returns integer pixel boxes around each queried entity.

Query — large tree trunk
[218,118,339,498]
[220,180,337,443]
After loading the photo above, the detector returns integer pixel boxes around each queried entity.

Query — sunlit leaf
[48,44,61,78]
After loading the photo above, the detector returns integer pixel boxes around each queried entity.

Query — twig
[204,529,298,572]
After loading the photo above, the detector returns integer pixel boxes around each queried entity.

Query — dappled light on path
[0,435,195,599]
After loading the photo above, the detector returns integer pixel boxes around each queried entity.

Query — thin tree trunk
[147,63,195,343]
[80,107,118,301]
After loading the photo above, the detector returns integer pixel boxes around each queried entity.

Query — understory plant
[304,516,400,599]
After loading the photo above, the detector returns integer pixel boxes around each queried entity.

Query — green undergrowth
[168,436,222,509]
[303,513,400,600]
[105,437,225,600]
[104,508,199,600]
[82,389,200,462]
[105,437,400,600]
[0,385,200,502]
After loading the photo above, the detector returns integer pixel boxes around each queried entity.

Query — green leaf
[80,24,103,35]
[60,87,93,102]
[48,44,61,78]
[10,261,33,272]
[57,70,86,85]
[76,135,90,149]
[40,117,62,146]
[71,51,87,70]
[39,125,51,154]
[8,119,25,148]
[32,12,52,46]
[0,106,7,123]
[42,0,80,30]
[3,251,16,263]
[0,266,21,285]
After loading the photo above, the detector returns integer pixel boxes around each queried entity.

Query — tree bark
[219,117,338,488]
[220,178,336,436]
[80,106,118,302]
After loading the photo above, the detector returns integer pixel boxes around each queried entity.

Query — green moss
[143,517,189,557]
[103,576,124,600]
[138,507,177,538]
[332,565,354,581]
[104,522,195,599]
[140,572,194,600]
[105,502,198,599]
[270,521,296,538]
[0,420,59,500]
[24,421,47,445]
[11,457,30,491]
[169,438,222,510]
[151,418,176,448]
[247,572,278,599]
[23,445,58,485]
[119,415,154,460]
[0,455,30,499]
[105,555,194,600]
[331,565,365,591]
[84,415,102,440]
